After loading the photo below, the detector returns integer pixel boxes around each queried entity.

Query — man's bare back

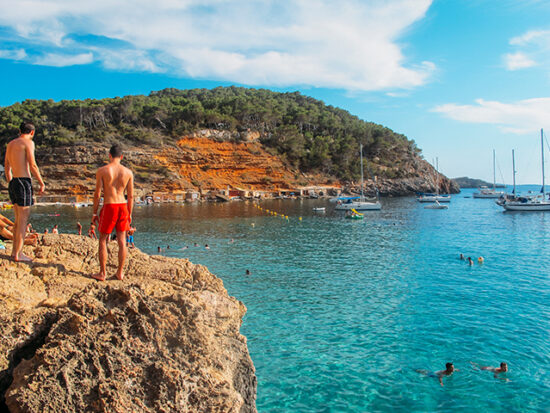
[5,136,45,193]
[97,163,133,204]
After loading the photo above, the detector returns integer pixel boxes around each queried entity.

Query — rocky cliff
[0,129,458,198]
[0,235,257,412]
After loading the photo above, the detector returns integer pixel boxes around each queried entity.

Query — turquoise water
[14,187,550,412]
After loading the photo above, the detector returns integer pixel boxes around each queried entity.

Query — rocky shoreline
[0,235,257,412]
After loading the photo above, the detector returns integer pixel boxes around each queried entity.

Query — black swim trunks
[8,177,34,207]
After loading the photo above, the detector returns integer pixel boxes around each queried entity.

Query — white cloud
[0,0,435,91]
[33,52,94,67]
[510,29,550,46]
[504,52,536,70]
[0,48,27,60]
[433,98,550,134]
[504,28,550,71]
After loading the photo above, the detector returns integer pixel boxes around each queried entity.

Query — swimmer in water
[478,256,484,264]
[205,244,210,250]
[470,361,508,378]
[245,269,251,275]
[459,253,464,260]
[467,257,474,266]
[416,362,458,386]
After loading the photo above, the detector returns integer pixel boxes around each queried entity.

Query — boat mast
[493,149,497,192]
[512,149,516,196]
[542,128,546,198]
[360,143,364,201]
[436,157,439,195]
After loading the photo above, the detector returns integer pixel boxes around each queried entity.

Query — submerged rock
[0,235,256,412]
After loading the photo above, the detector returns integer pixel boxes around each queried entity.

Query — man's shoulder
[122,165,133,175]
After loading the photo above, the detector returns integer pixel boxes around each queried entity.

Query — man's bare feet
[91,273,106,281]
[12,252,33,262]
[115,271,124,281]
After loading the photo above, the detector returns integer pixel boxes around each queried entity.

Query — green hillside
[0,86,421,181]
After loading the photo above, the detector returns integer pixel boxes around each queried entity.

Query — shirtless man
[470,361,508,378]
[91,145,133,281]
[4,122,45,262]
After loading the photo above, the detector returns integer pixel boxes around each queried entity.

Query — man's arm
[92,171,103,225]
[4,147,12,182]
[126,172,134,220]
[26,141,45,194]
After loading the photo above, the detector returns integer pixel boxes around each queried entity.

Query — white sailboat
[335,144,381,211]
[473,149,505,198]
[500,129,550,211]
[417,158,451,202]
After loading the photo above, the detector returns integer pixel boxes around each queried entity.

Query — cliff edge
[0,235,257,412]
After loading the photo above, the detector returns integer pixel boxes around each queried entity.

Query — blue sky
[1,0,550,184]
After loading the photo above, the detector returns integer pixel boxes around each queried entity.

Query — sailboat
[500,129,550,211]
[473,149,505,198]
[335,144,381,211]
[417,158,451,202]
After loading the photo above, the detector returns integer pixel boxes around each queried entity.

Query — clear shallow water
[14,187,550,412]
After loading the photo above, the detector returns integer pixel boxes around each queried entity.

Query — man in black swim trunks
[4,122,45,262]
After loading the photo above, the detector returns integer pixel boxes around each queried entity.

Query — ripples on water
[22,188,550,412]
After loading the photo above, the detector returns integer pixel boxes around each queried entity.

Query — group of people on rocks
[4,122,134,281]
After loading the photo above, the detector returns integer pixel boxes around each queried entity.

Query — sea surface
[12,186,550,412]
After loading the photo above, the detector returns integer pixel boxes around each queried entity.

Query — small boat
[424,200,448,209]
[345,208,364,219]
[312,207,326,212]
[417,158,451,203]
[473,150,505,198]
[334,144,381,211]
[499,129,550,211]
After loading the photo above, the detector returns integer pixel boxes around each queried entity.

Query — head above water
[446,362,454,371]
[20,122,35,136]
[109,144,123,160]
[500,362,508,371]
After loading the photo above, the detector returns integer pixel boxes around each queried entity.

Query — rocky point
[0,234,256,412]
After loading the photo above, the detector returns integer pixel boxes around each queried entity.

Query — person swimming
[205,244,210,250]
[467,257,474,265]
[416,362,458,386]
[459,253,465,260]
[478,256,484,264]
[470,361,508,378]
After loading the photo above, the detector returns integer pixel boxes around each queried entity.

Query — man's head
[20,122,35,137]
[446,362,454,372]
[500,362,508,371]
[109,145,123,160]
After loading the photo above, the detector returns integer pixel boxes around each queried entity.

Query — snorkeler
[416,362,458,386]
[470,361,508,378]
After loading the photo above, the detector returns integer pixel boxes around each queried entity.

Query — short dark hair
[20,122,35,135]
[109,145,123,158]
[446,362,453,369]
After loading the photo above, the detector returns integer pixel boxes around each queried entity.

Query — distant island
[452,177,505,189]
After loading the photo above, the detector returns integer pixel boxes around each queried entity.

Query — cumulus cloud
[0,0,435,91]
[433,98,550,134]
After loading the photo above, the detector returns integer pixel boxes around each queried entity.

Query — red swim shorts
[98,203,130,234]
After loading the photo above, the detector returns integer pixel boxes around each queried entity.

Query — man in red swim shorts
[91,145,134,281]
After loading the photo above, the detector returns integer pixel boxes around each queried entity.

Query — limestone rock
[0,235,256,412]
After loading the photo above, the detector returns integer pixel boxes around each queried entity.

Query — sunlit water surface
[17,187,550,412]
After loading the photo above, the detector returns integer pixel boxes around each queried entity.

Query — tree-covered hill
[0,86,421,181]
